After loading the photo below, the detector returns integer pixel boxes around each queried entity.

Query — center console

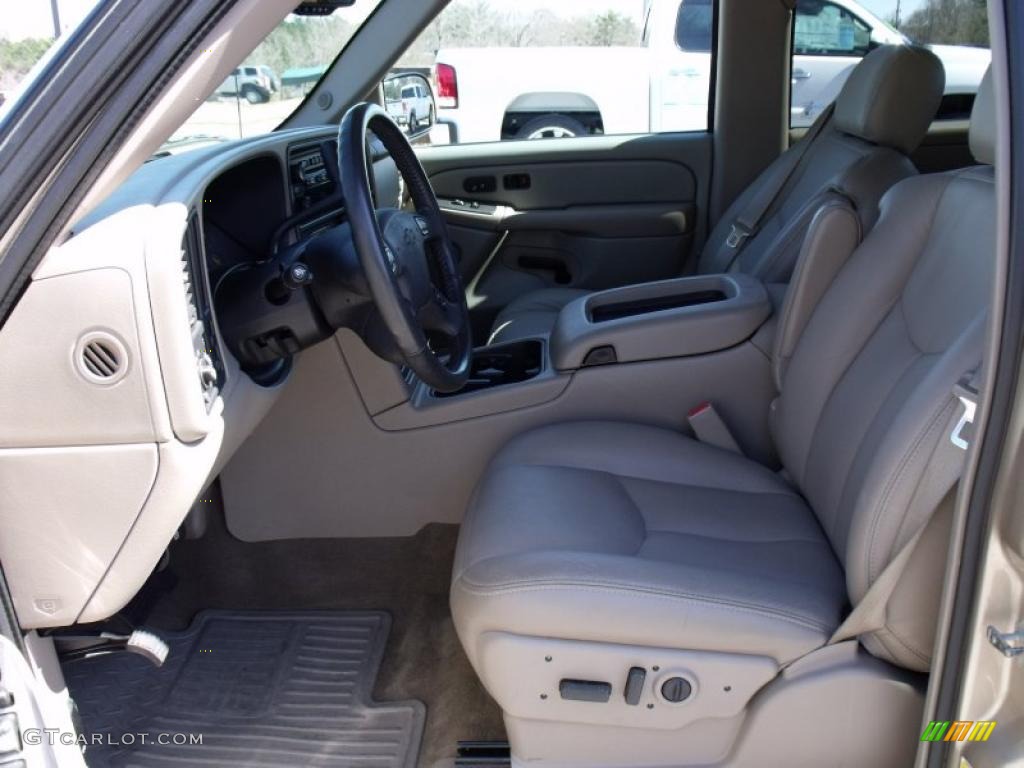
[344,273,772,432]
[550,273,771,371]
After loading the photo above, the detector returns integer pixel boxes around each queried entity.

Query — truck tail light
[435,63,458,109]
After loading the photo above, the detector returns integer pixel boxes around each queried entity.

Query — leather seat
[453,69,996,755]
[488,44,945,345]
[453,421,846,665]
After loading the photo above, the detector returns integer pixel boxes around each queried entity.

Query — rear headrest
[969,67,995,165]
[834,45,944,154]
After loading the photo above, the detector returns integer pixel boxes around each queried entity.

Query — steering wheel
[338,102,471,393]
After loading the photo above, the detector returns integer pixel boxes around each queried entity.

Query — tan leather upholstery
[488,288,588,347]
[454,64,996,685]
[488,45,944,345]
[452,422,846,666]
[832,44,946,154]
[969,68,996,165]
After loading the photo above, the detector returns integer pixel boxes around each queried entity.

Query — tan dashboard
[0,127,353,629]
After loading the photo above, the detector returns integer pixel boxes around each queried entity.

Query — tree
[396,0,641,65]
[0,37,54,91]
[581,11,640,47]
[244,15,355,75]
[900,0,989,46]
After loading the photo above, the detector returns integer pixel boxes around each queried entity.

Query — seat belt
[828,368,981,645]
[707,102,836,275]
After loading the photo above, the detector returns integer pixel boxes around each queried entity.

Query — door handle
[792,68,812,82]
[988,624,1024,658]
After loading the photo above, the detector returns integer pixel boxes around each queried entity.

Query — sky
[3,0,928,42]
[1,0,98,40]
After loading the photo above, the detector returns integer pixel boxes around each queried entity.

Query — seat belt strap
[687,401,742,454]
[710,102,836,274]
[829,368,981,645]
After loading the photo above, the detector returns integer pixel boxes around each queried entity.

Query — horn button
[379,209,434,308]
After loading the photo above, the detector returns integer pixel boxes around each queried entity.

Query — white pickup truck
[433,0,991,143]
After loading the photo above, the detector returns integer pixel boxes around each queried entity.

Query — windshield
[160,1,383,155]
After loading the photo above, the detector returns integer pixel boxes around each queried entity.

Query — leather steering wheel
[338,102,471,393]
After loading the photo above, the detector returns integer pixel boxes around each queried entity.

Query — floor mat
[63,610,425,767]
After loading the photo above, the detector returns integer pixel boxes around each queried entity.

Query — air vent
[75,332,128,384]
[83,340,120,377]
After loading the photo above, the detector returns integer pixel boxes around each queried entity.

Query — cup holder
[433,339,544,398]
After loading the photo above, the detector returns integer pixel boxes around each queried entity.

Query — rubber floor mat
[63,610,424,767]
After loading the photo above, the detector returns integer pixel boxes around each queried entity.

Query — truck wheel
[516,114,587,139]
[408,111,418,133]
[241,85,269,104]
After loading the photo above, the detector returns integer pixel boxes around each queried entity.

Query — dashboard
[0,125,400,631]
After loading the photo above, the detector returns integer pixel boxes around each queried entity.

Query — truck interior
[0,0,1016,766]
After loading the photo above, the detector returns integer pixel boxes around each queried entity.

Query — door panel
[418,132,711,342]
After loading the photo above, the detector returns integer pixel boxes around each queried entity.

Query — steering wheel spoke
[419,290,463,336]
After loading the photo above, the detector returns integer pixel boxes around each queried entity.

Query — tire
[428,105,435,126]
[515,114,587,140]
[241,85,269,104]
[407,111,418,133]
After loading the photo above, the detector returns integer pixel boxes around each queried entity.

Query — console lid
[550,274,770,372]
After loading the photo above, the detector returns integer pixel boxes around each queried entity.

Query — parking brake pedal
[57,629,170,667]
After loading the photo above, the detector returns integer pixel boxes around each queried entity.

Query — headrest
[969,67,995,165]
[834,45,944,154]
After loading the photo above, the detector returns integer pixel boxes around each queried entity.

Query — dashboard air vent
[75,332,128,384]
[83,340,120,377]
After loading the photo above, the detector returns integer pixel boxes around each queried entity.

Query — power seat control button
[624,666,646,705]
[558,679,611,703]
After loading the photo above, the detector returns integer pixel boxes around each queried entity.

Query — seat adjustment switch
[660,676,692,703]
[624,666,646,705]
[559,679,611,703]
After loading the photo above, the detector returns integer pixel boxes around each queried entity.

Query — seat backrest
[771,69,997,671]
[699,45,945,282]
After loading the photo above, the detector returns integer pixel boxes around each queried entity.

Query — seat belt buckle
[688,401,742,454]
[725,223,752,249]
[950,374,979,450]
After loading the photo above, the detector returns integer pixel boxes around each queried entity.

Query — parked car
[215,65,274,104]
[434,0,991,142]
[386,80,434,132]
[257,64,281,93]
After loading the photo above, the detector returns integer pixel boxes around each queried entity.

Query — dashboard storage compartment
[551,274,770,372]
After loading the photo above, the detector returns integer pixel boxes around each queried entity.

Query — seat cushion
[487,287,587,345]
[452,422,847,666]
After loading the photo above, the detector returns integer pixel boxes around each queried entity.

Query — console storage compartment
[551,274,770,371]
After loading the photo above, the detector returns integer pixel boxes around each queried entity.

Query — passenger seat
[488,44,945,345]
